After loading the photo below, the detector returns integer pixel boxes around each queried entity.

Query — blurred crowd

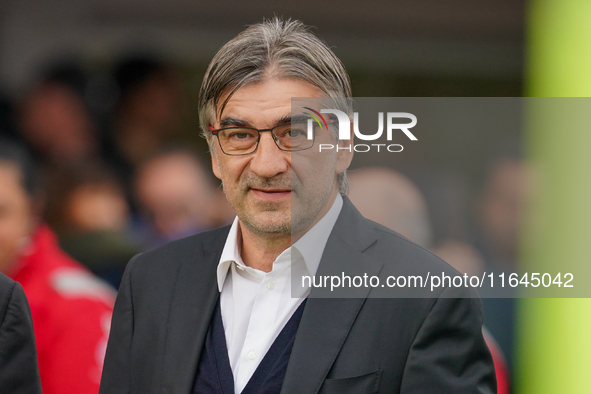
[0,54,233,394]
[0,54,526,394]
[1,54,234,285]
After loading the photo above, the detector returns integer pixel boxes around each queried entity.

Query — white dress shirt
[216,194,343,394]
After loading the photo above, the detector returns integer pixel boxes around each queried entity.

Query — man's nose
[249,132,289,177]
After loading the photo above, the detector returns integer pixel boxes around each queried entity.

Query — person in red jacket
[0,138,115,394]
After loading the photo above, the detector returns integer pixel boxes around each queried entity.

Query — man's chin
[241,220,292,236]
[238,210,292,236]
[245,194,291,212]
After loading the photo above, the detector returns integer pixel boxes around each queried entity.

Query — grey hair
[198,17,351,194]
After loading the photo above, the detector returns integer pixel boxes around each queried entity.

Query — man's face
[209,78,352,238]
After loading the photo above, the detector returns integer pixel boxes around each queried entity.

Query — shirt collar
[216,194,343,291]
[292,193,343,279]
[217,217,242,291]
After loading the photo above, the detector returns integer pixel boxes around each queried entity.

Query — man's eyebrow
[286,114,309,124]
[274,114,312,125]
[219,117,249,127]
[273,114,292,126]
[219,114,309,128]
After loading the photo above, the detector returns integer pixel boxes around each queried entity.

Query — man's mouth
[249,188,292,201]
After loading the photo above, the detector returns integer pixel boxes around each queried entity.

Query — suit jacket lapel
[282,197,383,393]
[162,228,229,394]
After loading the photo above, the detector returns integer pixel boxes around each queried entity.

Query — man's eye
[282,128,305,138]
[228,131,255,140]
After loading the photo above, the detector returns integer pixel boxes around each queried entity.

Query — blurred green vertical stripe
[519,0,591,393]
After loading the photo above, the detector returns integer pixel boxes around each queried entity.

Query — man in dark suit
[0,273,42,394]
[101,18,496,393]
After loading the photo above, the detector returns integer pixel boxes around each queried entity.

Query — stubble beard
[224,173,292,237]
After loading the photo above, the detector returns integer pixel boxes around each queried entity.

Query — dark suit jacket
[0,273,42,394]
[100,197,496,393]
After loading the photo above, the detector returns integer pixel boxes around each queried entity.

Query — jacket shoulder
[367,219,461,277]
[127,226,231,280]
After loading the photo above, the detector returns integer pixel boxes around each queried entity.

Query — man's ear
[208,139,222,180]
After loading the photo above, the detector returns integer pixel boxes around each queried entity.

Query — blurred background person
[44,163,140,289]
[17,61,100,169]
[348,167,487,275]
[474,156,530,274]
[102,54,183,190]
[0,138,115,394]
[347,166,433,248]
[134,146,233,248]
[347,166,510,393]
[471,155,531,372]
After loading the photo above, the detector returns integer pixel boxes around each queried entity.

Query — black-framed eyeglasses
[209,121,316,156]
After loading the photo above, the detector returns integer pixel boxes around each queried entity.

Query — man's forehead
[215,79,326,125]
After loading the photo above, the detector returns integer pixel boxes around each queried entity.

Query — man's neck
[239,226,290,272]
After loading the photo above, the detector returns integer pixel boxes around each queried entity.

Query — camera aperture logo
[303,108,417,153]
